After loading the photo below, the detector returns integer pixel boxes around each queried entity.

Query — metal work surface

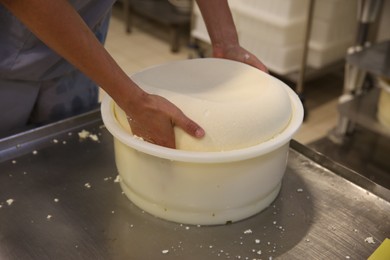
[311,125,390,190]
[0,111,389,260]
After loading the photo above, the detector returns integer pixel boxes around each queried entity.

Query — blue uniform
[0,0,115,136]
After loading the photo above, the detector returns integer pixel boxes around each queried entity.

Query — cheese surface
[115,58,292,151]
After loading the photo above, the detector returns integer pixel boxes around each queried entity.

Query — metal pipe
[296,0,315,95]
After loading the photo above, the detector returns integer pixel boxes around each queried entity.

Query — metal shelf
[338,88,390,138]
[346,40,390,78]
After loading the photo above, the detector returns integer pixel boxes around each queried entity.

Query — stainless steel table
[0,110,389,260]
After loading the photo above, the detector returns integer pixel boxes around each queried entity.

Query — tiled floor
[104,6,343,145]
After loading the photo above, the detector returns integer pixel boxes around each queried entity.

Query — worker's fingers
[129,116,176,148]
[246,55,269,73]
[125,93,204,149]
[214,45,269,73]
[171,109,205,139]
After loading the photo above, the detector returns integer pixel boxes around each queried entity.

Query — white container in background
[234,3,307,47]
[239,33,303,74]
[313,0,356,21]
[310,16,356,47]
[308,39,352,68]
[235,0,309,21]
[232,2,307,74]
[191,0,357,74]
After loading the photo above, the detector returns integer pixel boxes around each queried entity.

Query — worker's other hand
[213,45,268,73]
[125,91,205,149]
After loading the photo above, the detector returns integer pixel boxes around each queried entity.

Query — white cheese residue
[78,129,90,139]
[114,175,121,183]
[243,229,252,234]
[78,129,99,142]
[364,236,375,244]
[89,134,99,142]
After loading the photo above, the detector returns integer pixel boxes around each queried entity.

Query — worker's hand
[213,45,268,73]
[124,91,205,149]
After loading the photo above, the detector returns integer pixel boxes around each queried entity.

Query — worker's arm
[0,0,204,148]
[195,0,268,72]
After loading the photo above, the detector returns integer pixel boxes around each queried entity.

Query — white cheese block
[115,58,292,152]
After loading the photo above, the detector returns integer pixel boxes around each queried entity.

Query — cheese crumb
[255,239,260,244]
[162,249,169,254]
[32,150,38,155]
[297,188,303,192]
[47,215,52,220]
[243,229,252,234]
[6,199,14,206]
[54,198,59,203]
[84,183,91,189]
[89,134,99,142]
[78,129,99,142]
[114,175,121,183]
[78,129,90,139]
[364,236,375,244]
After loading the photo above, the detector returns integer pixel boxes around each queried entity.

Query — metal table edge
[0,109,102,163]
[290,139,390,202]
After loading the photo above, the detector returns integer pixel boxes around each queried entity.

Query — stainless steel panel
[0,111,389,259]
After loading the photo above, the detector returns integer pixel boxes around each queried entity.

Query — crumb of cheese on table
[114,175,121,183]
[89,134,99,142]
[78,129,90,139]
[78,129,99,142]
[243,229,252,234]
[365,236,375,244]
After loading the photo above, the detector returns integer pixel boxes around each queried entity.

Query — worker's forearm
[0,0,142,110]
[195,0,239,56]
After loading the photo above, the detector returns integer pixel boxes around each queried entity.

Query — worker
[0,0,267,148]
